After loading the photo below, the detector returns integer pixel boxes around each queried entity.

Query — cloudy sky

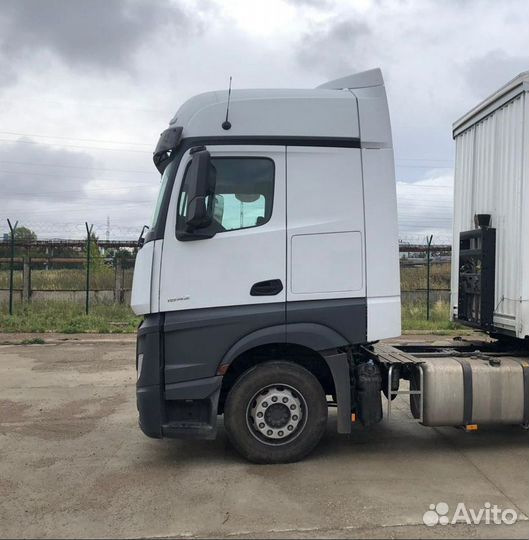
[0,0,527,243]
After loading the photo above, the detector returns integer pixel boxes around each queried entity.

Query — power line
[5,184,156,197]
[397,184,453,189]
[0,170,158,186]
[397,157,453,163]
[0,96,165,113]
[396,164,453,169]
[0,159,153,174]
[0,131,152,147]
[4,202,154,216]
[0,138,152,154]
[1,132,456,165]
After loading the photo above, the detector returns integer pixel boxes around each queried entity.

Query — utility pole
[106,216,110,242]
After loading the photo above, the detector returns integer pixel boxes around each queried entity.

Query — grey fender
[219,322,348,368]
[218,323,352,434]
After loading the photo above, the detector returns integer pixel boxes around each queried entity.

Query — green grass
[0,302,141,333]
[401,299,467,333]
[400,262,451,291]
[0,267,134,290]
[1,298,465,334]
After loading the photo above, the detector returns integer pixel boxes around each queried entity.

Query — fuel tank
[412,356,528,426]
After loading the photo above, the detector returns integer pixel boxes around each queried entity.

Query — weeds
[0,302,140,333]
[401,299,464,333]
[400,262,451,291]
[19,337,46,345]
[0,267,133,290]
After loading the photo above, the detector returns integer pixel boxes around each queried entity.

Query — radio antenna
[222,76,232,130]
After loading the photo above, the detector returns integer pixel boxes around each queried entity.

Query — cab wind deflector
[317,68,384,90]
[153,126,183,173]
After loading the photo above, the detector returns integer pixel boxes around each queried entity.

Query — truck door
[159,145,286,385]
[286,146,366,344]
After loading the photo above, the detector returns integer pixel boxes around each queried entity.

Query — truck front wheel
[224,361,328,463]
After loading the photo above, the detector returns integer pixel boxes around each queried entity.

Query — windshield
[150,159,177,228]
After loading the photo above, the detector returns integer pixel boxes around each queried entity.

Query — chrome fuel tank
[416,356,528,427]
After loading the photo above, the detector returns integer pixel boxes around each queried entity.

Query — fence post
[114,257,123,304]
[85,222,93,315]
[7,219,18,315]
[426,234,433,321]
[22,256,30,304]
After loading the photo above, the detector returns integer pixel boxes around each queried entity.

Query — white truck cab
[131,69,401,462]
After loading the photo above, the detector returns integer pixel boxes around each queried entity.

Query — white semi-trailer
[131,69,528,463]
[452,71,529,339]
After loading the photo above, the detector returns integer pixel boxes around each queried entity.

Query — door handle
[250,279,283,296]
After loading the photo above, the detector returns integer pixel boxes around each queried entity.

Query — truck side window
[177,157,275,233]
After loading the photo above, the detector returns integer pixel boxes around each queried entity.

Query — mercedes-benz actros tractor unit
[131,69,529,463]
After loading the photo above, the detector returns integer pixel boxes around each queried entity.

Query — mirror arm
[137,225,150,247]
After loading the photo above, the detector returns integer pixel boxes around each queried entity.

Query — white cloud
[397,173,454,244]
[0,0,527,241]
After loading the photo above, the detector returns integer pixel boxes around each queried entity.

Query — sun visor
[153,126,183,173]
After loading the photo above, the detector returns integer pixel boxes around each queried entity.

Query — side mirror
[177,148,217,240]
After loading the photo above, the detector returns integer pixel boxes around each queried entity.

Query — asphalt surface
[0,334,528,539]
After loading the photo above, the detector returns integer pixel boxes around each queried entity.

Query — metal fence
[0,255,135,306]
[1,231,452,319]
[0,228,137,314]
[399,241,451,319]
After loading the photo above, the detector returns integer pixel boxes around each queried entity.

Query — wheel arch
[217,323,351,421]
[218,322,348,372]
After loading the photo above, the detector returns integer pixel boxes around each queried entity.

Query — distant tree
[106,247,133,260]
[0,226,37,257]
[85,232,105,271]
[14,226,37,243]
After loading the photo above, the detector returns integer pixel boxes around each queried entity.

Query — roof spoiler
[317,68,384,90]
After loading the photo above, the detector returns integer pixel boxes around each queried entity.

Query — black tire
[224,361,328,464]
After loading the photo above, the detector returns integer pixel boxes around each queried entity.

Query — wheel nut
[257,412,263,418]
[262,401,268,408]
[287,425,293,431]
[271,396,278,402]
[259,423,265,429]
[292,415,298,421]
[267,430,273,436]
[282,397,288,403]
[278,431,284,437]
[290,404,296,410]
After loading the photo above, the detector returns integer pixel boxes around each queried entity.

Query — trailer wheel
[224,361,328,463]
